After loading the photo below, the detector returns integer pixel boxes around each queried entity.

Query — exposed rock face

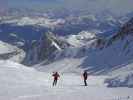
[108,17,133,46]
[24,32,70,65]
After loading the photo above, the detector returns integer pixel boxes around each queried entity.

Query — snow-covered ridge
[0,12,124,35]
[66,31,96,47]
[103,17,133,87]
[0,41,17,54]
[2,17,65,28]
[0,41,25,63]
[0,60,30,69]
[105,62,133,87]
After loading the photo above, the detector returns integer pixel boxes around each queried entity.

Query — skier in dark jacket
[52,72,60,86]
[83,71,88,86]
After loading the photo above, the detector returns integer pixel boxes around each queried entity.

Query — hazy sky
[0,0,133,16]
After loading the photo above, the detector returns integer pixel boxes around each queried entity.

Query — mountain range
[0,10,133,87]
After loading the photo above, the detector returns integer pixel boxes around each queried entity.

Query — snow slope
[0,41,25,63]
[0,41,16,54]
[35,57,85,73]
[34,32,133,75]
[0,60,133,100]
[105,61,133,87]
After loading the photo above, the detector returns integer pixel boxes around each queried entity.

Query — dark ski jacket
[52,72,60,80]
[83,72,88,80]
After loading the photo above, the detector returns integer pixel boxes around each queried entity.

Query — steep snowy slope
[0,40,25,63]
[0,41,16,54]
[104,17,133,87]
[105,62,133,87]
[34,31,98,73]
[23,32,70,65]
[35,17,133,75]
[35,36,133,74]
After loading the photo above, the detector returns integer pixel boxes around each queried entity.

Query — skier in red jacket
[52,72,60,86]
[83,70,88,86]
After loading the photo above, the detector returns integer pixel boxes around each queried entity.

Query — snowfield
[0,41,25,63]
[105,61,133,88]
[0,60,133,100]
[0,41,19,54]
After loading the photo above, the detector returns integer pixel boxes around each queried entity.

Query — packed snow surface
[0,60,133,100]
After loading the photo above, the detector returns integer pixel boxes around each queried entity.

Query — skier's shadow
[79,85,87,87]
[79,84,99,87]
